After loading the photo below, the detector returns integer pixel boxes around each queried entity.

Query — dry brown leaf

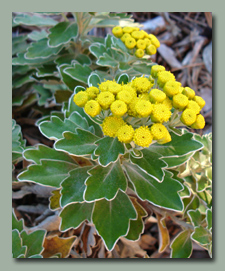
[139,234,157,250]
[80,224,96,256]
[119,237,147,258]
[156,213,170,253]
[157,44,182,69]
[42,235,76,258]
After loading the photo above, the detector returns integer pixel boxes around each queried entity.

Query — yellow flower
[135,100,153,117]
[163,80,181,97]
[146,44,157,55]
[131,30,145,40]
[140,30,149,38]
[172,93,189,110]
[135,48,145,58]
[117,90,133,104]
[194,96,206,109]
[112,26,123,38]
[151,104,172,123]
[110,100,127,117]
[157,71,176,88]
[150,123,168,140]
[86,86,99,99]
[117,125,134,143]
[180,109,197,126]
[98,80,121,95]
[144,38,152,47]
[138,93,149,101]
[125,37,137,49]
[182,87,195,99]
[96,91,115,110]
[84,100,101,117]
[148,34,160,48]
[151,65,165,78]
[157,129,172,144]
[149,88,166,103]
[127,97,139,117]
[73,91,89,107]
[133,126,153,147]
[186,100,201,114]
[191,114,205,129]
[121,85,137,99]
[121,33,132,43]
[122,26,134,34]
[131,76,152,93]
[136,39,147,50]
[161,96,173,110]
[102,116,126,137]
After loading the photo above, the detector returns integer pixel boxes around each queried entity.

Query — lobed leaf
[60,202,94,231]
[64,63,92,84]
[191,226,212,246]
[123,162,184,211]
[96,52,119,68]
[170,230,193,258]
[94,136,125,166]
[12,229,26,258]
[92,190,137,251]
[84,160,127,202]
[13,13,58,26]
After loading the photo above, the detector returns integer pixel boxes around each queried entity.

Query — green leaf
[119,62,131,71]
[88,73,101,87]
[96,52,119,68]
[188,209,203,227]
[117,73,129,85]
[130,149,167,182]
[206,208,212,230]
[132,63,153,75]
[123,162,183,211]
[111,36,128,53]
[39,116,78,141]
[94,136,125,166]
[23,144,77,165]
[12,52,57,66]
[161,152,194,168]
[61,166,93,207]
[12,230,26,258]
[48,22,78,47]
[18,160,77,188]
[125,198,148,241]
[54,89,73,104]
[13,13,58,26]
[12,120,24,154]
[33,85,52,105]
[55,129,99,156]
[64,63,92,84]
[25,38,64,59]
[58,64,83,91]
[28,30,48,41]
[92,190,137,251]
[191,226,212,246]
[170,230,192,258]
[84,160,127,202]
[21,230,46,258]
[60,202,94,231]
[75,54,91,66]
[89,43,107,58]
[36,64,58,78]
[12,210,24,232]
[150,131,203,158]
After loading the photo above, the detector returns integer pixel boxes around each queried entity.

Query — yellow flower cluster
[73,69,206,148]
[112,26,160,58]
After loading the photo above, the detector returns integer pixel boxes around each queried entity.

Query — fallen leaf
[156,213,170,253]
[42,235,76,258]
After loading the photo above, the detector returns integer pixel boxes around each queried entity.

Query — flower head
[151,65,165,78]
[110,100,127,117]
[84,100,101,117]
[131,30,145,40]
[157,129,172,144]
[133,126,153,147]
[73,91,89,107]
[172,93,189,110]
[157,71,176,88]
[123,26,134,34]
[121,33,131,43]
[180,109,197,126]
[150,123,168,140]
[96,91,115,109]
[86,86,99,99]
[125,37,137,49]
[151,104,172,123]
[135,100,153,117]
[112,26,123,38]
[148,34,160,48]
[161,96,173,110]
[117,125,134,143]
[136,39,147,50]
[182,87,195,99]
[131,77,152,93]
[186,100,201,114]
[117,90,133,104]
[149,88,166,103]
[163,80,181,97]
[191,114,205,129]
[98,80,121,95]
[102,116,126,137]
[135,48,145,58]
[146,44,157,55]
[194,96,206,109]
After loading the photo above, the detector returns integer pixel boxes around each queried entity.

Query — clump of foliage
[12,12,212,258]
